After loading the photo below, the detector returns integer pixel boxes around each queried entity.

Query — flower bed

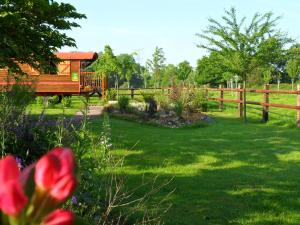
[104,101,213,128]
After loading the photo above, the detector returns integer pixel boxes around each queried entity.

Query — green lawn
[28,96,101,116]
[29,90,300,224]
[88,98,300,224]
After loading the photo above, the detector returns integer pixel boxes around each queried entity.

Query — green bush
[193,89,208,112]
[36,96,44,105]
[118,96,130,113]
[49,95,61,107]
[106,89,117,101]
[155,92,170,111]
[174,100,184,117]
[62,96,72,108]
[0,84,40,158]
[185,89,208,112]
[143,94,157,117]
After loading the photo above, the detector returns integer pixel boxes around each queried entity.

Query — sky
[60,0,300,66]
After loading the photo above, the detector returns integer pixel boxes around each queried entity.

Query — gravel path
[75,105,104,116]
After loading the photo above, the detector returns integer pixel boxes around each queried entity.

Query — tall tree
[90,45,118,78]
[285,44,300,90]
[141,66,151,88]
[274,71,282,91]
[146,47,166,88]
[195,52,225,85]
[286,59,300,90]
[262,66,274,85]
[197,7,291,121]
[117,53,138,88]
[90,45,119,97]
[0,0,86,74]
[177,61,192,86]
[223,72,234,88]
[162,64,178,87]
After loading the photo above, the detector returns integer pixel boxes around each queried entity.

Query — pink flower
[43,209,74,225]
[0,156,28,215]
[35,148,76,201]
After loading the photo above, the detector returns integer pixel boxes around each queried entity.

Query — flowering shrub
[0,147,78,225]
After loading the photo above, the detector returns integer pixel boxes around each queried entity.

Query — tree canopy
[197,7,292,120]
[90,45,118,78]
[286,59,300,84]
[197,7,291,82]
[177,61,192,83]
[195,52,225,85]
[161,64,178,87]
[146,47,166,88]
[0,0,86,74]
[117,53,138,88]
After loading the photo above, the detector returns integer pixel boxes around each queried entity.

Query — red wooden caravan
[0,52,105,96]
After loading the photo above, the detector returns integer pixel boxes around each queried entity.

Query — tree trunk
[116,77,119,100]
[231,79,234,96]
[277,79,280,91]
[292,79,294,91]
[243,80,247,123]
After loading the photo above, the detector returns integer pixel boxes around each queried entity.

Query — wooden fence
[117,88,165,99]
[117,85,300,126]
[208,84,300,126]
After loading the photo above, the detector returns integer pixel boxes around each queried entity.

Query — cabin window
[80,60,93,72]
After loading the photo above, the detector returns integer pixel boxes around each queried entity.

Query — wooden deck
[0,72,103,96]
[80,72,102,93]
[0,52,105,96]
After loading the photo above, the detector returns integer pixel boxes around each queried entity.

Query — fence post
[262,84,269,123]
[130,88,134,99]
[219,84,224,111]
[297,85,300,127]
[238,84,243,118]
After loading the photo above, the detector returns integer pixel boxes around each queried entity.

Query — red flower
[43,209,74,225]
[35,148,76,201]
[0,156,28,215]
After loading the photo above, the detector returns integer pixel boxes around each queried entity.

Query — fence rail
[116,85,300,126]
[207,84,300,126]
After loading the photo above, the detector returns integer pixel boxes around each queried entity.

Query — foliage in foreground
[0,148,77,225]
[0,85,173,224]
[0,0,86,74]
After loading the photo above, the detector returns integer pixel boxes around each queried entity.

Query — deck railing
[80,72,102,91]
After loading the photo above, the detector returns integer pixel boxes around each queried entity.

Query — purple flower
[71,195,78,205]
[15,157,24,170]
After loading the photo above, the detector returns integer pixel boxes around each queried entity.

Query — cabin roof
[55,52,98,60]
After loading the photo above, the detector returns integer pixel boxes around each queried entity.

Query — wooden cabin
[0,52,106,96]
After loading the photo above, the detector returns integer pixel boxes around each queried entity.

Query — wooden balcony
[80,72,102,94]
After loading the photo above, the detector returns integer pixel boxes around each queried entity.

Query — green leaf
[74,216,89,225]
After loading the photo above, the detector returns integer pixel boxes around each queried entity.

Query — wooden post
[238,84,243,118]
[101,76,108,99]
[262,84,269,123]
[297,85,300,127]
[130,88,134,99]
[84,92,90,103]
[219,84,224,111]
